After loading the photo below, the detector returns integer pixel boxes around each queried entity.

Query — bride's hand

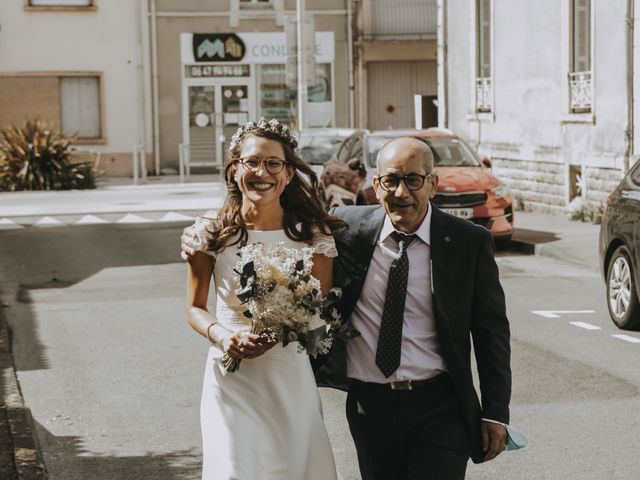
[220,333,245,359]
[237,334,276,359]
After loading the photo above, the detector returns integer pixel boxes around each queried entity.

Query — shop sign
[181,32,334,65]
[187,65,250,78]
[192,33,246,62]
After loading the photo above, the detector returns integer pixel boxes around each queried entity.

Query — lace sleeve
[311,229,338,258]
[189,214,218,258]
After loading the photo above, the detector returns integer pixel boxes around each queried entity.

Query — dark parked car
[314,128,514,242]
[599,162,640,329]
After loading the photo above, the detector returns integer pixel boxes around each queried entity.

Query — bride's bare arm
[185,252,244,359]
[311,254,334,296]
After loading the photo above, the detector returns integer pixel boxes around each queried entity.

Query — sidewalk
[0,180,602,478]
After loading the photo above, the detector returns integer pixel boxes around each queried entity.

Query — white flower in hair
[228,117,298,153]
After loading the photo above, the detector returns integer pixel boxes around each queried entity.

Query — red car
[319,128,514,243]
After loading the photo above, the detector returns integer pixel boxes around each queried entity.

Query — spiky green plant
[0,119,96,191]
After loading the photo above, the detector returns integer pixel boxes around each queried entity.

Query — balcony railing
[475,77,493,112]
[569,71,592,112]
[358,0,437,41]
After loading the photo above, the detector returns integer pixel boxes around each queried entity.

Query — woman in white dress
[184,118,346,480]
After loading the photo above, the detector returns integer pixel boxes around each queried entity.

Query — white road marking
[34,216,64,227]
[569,321,601,330]
[612,334,640,344]
[158,212,196,222]
[0,218,23,229]
[532,310,595,318]
[75,214,109,225]
[116,213,154,224]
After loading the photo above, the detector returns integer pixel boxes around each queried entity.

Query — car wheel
[606,245,640,330]
[494,236,511,251]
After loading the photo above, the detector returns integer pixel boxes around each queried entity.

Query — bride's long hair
[204,121,346,254]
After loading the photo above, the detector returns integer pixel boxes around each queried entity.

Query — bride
[184,118,345,479]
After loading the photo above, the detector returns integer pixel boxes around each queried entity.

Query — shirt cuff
[481,417,508,427]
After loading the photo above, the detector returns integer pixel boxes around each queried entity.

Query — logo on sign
[193,34,245,62]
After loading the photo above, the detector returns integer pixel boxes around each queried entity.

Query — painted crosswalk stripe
[75,214,109,225]
[34,216,64,227]
[612,334,640,344]
[158,212,196,222]
[116,213,154,224]
[569,321,601,330]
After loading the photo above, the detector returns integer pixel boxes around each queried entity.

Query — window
[25,0,95,11]
[0,73,104,143]
[569,0,592,113]
[60,77,101,139]
[475,0,492,113]
[239,0,271,7]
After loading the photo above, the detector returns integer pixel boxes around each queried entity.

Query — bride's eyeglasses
[238,157,288,174]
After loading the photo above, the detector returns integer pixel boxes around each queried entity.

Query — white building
[443,0,639,215]
[0,0,149,176]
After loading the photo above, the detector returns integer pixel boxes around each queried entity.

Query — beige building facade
[353,0,438,131]
[0,0,352,175]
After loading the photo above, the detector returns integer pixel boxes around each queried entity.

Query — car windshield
[366,136,480,168]
[298,134,348,165]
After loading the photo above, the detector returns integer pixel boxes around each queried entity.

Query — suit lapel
[429,206,454,329]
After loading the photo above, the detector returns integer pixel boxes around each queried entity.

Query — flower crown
[228,117,298,153]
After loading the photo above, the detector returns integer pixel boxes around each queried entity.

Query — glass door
[218,83,251,160]
[187,85,217,168]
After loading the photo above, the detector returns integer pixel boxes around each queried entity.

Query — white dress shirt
[346,204,447,383]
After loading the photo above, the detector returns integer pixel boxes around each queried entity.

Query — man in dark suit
[315,137,511,480]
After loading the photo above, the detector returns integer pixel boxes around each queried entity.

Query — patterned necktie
[375,231,417,378]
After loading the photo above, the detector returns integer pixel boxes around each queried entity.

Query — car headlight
[491,184,510,199]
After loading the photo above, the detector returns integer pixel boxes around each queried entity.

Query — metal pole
[436,0,448,129]
[296,0,306,130]
[347,0,355,128]
[151,0,161,176]
[178,143,185,183]
[133,144,139,185]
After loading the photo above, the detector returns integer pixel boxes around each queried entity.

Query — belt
[355,373,447,391]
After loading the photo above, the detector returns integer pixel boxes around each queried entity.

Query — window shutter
[477,0,491,78]
[60,77,101,138]
[572,0,591,72]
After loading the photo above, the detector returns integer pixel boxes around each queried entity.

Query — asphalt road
[1,222,639,479]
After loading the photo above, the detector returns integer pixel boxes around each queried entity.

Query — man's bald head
[376,137,434,173]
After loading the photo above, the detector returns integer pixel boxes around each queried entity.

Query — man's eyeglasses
[238,157,287,174]
[377,173,433,192]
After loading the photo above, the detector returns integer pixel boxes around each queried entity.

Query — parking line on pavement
[569,321,601,330]
[531,310,595,318]
[612,334,640,344]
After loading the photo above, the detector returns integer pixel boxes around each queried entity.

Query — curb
[0,305,47,480]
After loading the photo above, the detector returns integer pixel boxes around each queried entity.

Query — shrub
[0,119,96,191]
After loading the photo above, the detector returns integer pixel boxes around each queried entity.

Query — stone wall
[491,158,566,215]
[490,158,623,218]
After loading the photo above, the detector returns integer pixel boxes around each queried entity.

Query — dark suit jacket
[314,205,512,464]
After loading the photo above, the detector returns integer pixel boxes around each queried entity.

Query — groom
[314,137,511,480]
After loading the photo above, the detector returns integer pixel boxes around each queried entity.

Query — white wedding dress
[193,223,339,480]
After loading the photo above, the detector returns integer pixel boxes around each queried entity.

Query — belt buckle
[389,380,412,391]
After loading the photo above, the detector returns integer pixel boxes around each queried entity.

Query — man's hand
[481,421,507,461]
[181,225,198,261]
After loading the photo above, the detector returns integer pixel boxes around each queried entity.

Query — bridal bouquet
[221,241,349,373]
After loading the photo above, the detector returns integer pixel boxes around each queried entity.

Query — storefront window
[257,63,333,129]
[257,65,295,125]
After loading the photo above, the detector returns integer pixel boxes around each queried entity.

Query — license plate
[441,208,473,219]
